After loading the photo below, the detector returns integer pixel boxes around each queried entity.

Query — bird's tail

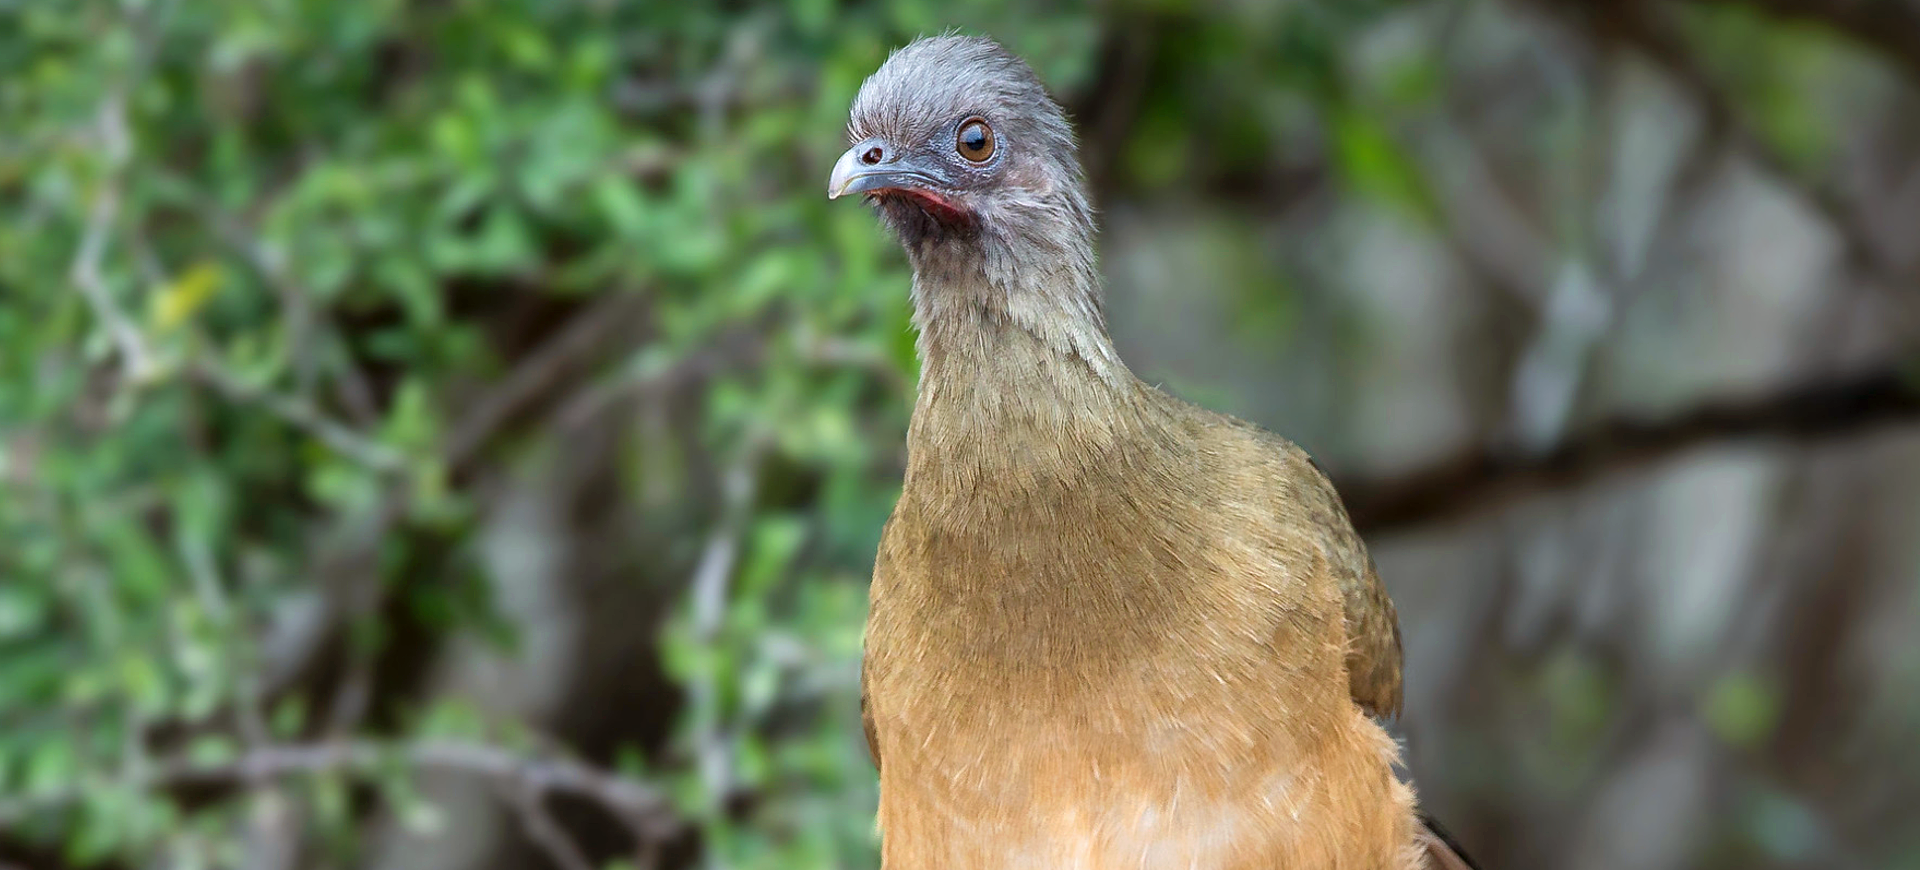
[1415,812,1480,870]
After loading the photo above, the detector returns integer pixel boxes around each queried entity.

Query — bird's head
[827,35,1091,258]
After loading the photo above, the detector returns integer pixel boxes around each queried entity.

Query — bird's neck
[903,230,1157,494]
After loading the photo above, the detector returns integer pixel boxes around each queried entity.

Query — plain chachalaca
[827,35,1476,870]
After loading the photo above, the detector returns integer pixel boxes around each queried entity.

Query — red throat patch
[873,188,971,224]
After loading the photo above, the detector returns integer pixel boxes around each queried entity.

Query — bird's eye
[955,118,994,163]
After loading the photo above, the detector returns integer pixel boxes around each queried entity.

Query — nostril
[861,146,884,165]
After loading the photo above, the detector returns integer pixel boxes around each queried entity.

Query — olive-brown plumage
[831,35,1467,870]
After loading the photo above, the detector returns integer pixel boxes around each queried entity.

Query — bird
[826,35,1476,870]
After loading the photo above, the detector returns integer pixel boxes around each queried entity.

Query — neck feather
[901,211,1158,494]
[911,254,1122,381]
[905,197,1124,382]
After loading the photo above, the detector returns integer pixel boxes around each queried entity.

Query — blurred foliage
[0,0,978,865]
[1,0,1912,868]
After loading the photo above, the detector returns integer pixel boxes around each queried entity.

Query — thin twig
[551,327,905,438]
[68,0,178,385]
[69,93,154,382]
[689,454,759,644]
[204,205,379,422]
[445,293,651,470]
[66,32,403,481]
[503,784,596,870]
[684,437,767,864]
[550,327,760,433]
[192,360,408,473]
[63,109,405,480]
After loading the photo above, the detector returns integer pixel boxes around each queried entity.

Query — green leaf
[70,785,132,865]
[187,734,239,768]
[377,256,445,329]
[380,378,440,453]
[118,651,170,716]
[271,696,309,740]
[1703,672,1781,749]
[24,739,78,796]
[740,515,806,596]
[147,260,226,334]
[0,586,51,640]
[593,177,650,239]
[1330,109,1435,220]
[417,698,490,741]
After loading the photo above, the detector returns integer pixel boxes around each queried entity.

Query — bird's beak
[827,141,946,200]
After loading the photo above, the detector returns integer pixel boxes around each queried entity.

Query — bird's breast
[864,511,1407,869]
[864,421,1414,868]
[866,675,1414,870]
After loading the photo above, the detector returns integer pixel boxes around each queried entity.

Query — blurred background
[3,0,1918,868]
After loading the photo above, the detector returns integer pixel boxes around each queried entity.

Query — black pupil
[961,125,987,154]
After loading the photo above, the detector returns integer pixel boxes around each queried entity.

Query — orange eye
[955,118,994,162]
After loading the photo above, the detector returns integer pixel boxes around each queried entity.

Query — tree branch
[70,93,155,383]
[1338,365,1920,531]
[68,0,175,386]
[503,783,597,870]
[1074,21,1161,202]
[1674,0,1920,85]
[1604,0,1915,292]
[0,740,683,844]
[445,293,652,472]
[683,436,768,867]
[192,360,408,474]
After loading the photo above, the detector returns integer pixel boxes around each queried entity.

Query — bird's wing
[1416,813,1482,870]
[861,664,881,771]
[1334,537,1404,719]
[1290,445,1404,718]
[862,516,897,774]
